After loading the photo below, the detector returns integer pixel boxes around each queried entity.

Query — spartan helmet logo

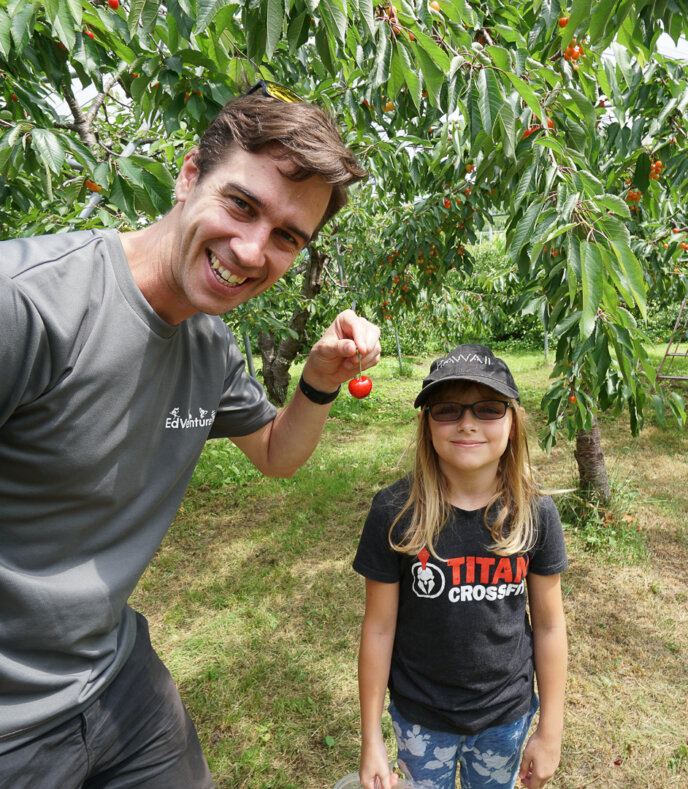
[411,547,445,599]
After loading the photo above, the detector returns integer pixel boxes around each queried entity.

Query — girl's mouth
[208,251,248,287]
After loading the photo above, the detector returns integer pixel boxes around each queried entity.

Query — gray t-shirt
[0,229,276,753]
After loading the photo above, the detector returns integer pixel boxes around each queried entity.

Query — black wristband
[298,374,340,405]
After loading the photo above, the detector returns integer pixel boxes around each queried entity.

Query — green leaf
[409,26,451,72]
[486,45,510,72]
[315,25,336,74]
[265,0,284,59]
[606,234,646,315]
[509,199,543,262]
[397,40,422,110]
[512,164,534,215]
[196,0,225,34]
[0,9,11,60]
[372,28,391,88]
[65,0,83,28]
[388,45,406,100]
[10,2,34,53]
[127,0,148,37]
[633,152,650,192]
[44,0,77,51]
[286,11,310,54]
[108,175,137,221]
[567,234,581,304]
[358,0,375,38]
[497,102,516,160]
[476,68,492,133]
[593,193,630,219]
[127,154,175,189]
[588,0,615,43]
[321,0,348,45]
[117,156,146,187]
[30,129,65,175]
[503,70,541,119]
[141,169,174,215]
[567,88,596,131]
[411,42,444,107]
[38,160,54,204]
[580,241,603,340]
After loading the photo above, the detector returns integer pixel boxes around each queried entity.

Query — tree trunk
[258,246,328,406]
[574,417,611,502]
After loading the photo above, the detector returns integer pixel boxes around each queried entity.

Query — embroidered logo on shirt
[165,407,215,429]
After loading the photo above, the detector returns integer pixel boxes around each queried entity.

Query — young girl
[354,344,567,789]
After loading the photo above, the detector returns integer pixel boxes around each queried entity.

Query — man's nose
[231,227,269,268]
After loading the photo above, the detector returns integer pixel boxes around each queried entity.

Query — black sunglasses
[425,400,512,422]
[244,79,303,104]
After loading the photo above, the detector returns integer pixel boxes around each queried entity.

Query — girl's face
[426,382,514,481]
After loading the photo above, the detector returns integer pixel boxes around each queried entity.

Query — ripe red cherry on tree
[558,16,569,27]
[108,0,119,9]
[568,393,577,404]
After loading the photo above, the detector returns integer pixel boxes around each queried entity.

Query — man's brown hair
[195,93,367,234]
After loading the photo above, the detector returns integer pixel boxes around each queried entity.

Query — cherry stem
[357,350,362,378]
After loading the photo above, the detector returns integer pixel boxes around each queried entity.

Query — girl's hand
[360,738,398,789]
[518,728,561,788]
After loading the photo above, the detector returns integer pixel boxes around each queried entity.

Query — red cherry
[558,16,569,27]
[444,198,451,209]
[568,394,577,403]
[348,376,373,399]
[84,29,94,39]
[10,93,18,101]
[108,0,119,9]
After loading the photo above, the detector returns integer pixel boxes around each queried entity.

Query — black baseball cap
[414,344,520,408]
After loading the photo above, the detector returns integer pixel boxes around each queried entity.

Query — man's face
[168,145,332,322]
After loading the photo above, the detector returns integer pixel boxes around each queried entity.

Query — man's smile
[208,250,248,287]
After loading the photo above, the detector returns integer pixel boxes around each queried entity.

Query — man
[0,87,379,787]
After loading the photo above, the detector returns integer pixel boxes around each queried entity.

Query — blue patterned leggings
[389,696,539,789]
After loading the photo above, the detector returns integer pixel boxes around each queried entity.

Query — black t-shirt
[353,477,567,735]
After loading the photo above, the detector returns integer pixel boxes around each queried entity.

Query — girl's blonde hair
[389,383,541,558]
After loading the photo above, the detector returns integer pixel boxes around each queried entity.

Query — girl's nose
[455,406,478,428]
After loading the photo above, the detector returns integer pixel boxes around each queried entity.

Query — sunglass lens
[430,404,461,421]
[264,81,302,103]
[473,401,507,419]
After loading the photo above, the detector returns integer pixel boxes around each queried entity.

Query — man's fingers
[332,311,381,357]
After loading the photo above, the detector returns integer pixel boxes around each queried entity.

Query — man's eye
[277,229,298,247]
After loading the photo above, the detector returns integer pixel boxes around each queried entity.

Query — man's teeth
[209,252,247,286]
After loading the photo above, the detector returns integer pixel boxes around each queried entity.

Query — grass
[129,348,688,789]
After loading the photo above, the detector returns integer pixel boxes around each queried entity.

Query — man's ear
[175,149,200,202]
